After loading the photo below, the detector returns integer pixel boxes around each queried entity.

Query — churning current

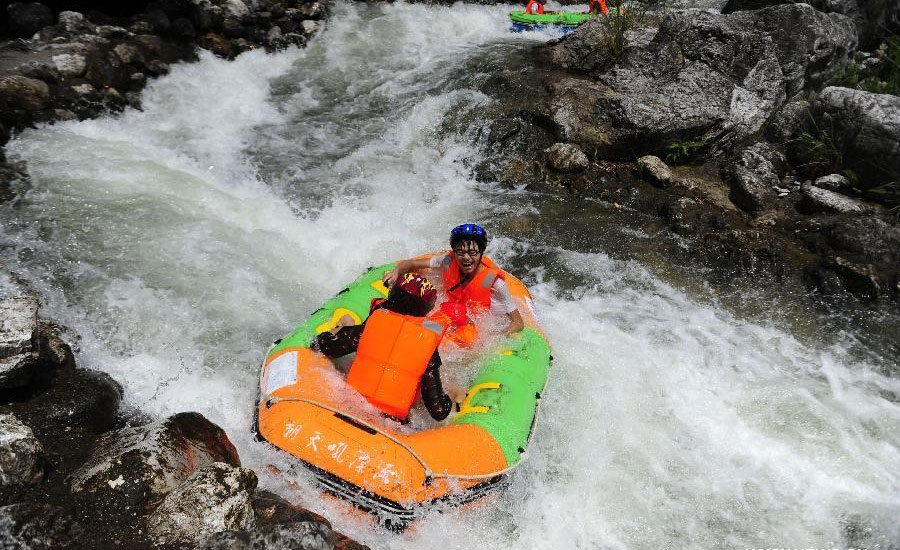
[1,2,898,548]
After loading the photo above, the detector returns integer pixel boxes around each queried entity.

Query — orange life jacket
[588,0,608,13]
[439,252,504,313]
[524,0,544,14]
[347,309,447,420]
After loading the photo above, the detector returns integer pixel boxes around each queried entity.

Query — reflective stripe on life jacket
[440,252,504,312]
[524,0,544,14]
[346,309,446,420]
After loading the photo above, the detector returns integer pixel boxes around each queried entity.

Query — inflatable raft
[254,254,551,527]
[509,11,596,32]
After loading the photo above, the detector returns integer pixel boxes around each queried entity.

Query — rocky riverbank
[0,2,371,549]
[469,1,900,305]
[0,281,367,549]
[0,0,325,166]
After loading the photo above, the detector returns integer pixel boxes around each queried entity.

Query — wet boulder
[798,181,871,214]
[545,5,856,159]
[0,413,44,494]
[828,217,900,267]
[0,504,83,550]
[6,3,53,38]
[545,143,589,173]
[636,155,672,187]
[0,76,50,126]
[252,490,366,550]
[11,368,121,445]
[200,522,337,550]
[0,297,39,390]
[811,87,900,191]
[724,142,784,212]
[147,462,257,546]
[68,412,240,517]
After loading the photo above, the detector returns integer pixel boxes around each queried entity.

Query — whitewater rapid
[2,2,898,548]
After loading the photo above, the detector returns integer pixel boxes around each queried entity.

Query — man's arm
[506,308,524,334]
[383,257,434,286]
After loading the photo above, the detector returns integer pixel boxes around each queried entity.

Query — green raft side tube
[266,264,553,467]
[268,264,394,356]
[451,328,551,465]
[508,11,596,26]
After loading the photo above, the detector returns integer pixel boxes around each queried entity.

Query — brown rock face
[68,412,240,518]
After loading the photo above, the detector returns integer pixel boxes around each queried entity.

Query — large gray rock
[0,504,83,550]
[724,142,784,212]
[545,5,856,159]
[6,3,53,38]
[724,0,898,48]
[812,87,900,189]
[0,413,44,491]
[147,462,257,546]
[200,523,337,550]
[68,412,240,515]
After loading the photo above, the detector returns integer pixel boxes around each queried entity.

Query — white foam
[1,2,897,548]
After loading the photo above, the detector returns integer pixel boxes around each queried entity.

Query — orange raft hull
[255,256,550,526]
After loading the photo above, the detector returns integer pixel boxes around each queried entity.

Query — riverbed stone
[545,143,589,173]
[0,413,44,492]
[51,54,87,78]
[725,142,783,212]
[829,216,900,266]
[68,412,240,517]
[147,462,257,547]
[0,297,39,390]
[0,76,50,113]
[799,181,870,214]
[636,155,673,187]
[301,20,321,35]
[0,504,83,550]
[813,174,852,192]
[57,11,86,34]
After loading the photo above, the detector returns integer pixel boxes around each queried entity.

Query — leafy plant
[664,140,702,165]
[600,0,663,61]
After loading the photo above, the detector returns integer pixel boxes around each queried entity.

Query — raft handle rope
[264,391,545,481]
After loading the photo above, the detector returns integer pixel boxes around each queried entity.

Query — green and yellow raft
[254,255,551,526]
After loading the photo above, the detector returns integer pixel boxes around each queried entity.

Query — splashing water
[1,2,898,549]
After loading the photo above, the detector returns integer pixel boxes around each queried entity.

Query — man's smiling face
[453,239,482,276]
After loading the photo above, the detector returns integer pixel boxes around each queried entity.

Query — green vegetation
[664,140,702,165]
[789,121,899,210]
[600,0,664,61]
[827,35,900,97]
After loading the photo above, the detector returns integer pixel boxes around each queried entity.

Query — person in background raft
[383,224,525,339]
[312,273,454,422]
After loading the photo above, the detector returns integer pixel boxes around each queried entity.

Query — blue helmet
[450,223,487,251]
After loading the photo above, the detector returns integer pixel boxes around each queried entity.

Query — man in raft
[312,273,454,422]
[382,224,525,339]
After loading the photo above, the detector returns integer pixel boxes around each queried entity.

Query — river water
[2,2,899,548]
